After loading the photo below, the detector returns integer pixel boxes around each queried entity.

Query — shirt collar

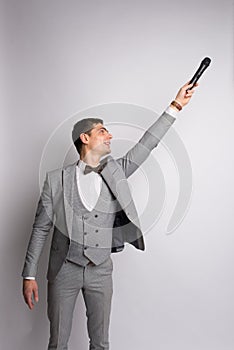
[77,159,86,173]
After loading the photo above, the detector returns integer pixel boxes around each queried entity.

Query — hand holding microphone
[170,57,211,112]
[171,81,198,110]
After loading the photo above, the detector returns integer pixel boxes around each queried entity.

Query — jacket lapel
[63,162,77,239]
[100,156,141,228]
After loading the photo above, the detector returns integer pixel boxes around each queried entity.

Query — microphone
[187,57,211,90]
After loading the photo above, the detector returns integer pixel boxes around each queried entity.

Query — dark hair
[73,127,92,155]
[72,117,103,155]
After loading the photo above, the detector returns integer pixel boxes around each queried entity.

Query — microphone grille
[203,57,211,66]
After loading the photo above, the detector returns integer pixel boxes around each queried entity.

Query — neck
[80,152,101,167]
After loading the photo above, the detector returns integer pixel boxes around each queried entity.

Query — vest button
[95,229,98,233]
[95,243,99,247]
[84,232,87,235]
[84,246,88,250]
[94,214,98,218]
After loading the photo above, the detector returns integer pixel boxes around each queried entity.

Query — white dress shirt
[76,160,102,211]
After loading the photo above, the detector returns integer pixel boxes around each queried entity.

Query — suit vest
[66,170,119,266]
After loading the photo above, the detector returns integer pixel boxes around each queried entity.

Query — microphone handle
[188,63,209,90]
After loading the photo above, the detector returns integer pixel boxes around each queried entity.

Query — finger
[28,299,34,310]
[186,82,199,91]
[188,84,198,90]
[24,292,34,310]
[190,87,196,92]
[184,82,194,89]
[186,88,195,95]
[33,287,39,303]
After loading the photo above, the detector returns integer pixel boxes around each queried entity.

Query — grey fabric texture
[22,112,176,280]
[66,172,117,266]
[47,257,113,350]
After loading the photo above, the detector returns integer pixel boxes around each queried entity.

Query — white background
[1,0,234,349]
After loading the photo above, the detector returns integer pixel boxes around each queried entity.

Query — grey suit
[22,112,175,349]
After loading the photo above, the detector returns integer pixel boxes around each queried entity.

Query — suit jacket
[22,112,176,281]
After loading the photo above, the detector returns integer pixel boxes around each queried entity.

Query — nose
[108,132,112,139]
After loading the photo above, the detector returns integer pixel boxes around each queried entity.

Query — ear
[79,133,89,145]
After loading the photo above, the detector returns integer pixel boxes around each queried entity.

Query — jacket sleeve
[116,111,176,178]
[22,173,54,278]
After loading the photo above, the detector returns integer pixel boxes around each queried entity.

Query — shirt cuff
[23,277,35,280]
[165,106,179,119]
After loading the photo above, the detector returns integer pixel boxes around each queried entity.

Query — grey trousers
[47,257,113,350]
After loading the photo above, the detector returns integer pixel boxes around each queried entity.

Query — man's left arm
[117,81,198,178]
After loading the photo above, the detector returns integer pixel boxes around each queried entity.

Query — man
[22,81,197,350]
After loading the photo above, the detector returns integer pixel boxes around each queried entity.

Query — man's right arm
[22,172,54,309]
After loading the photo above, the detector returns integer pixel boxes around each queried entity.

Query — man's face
[85,123,113,156]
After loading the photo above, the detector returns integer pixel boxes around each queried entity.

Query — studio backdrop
[1,0,234,349]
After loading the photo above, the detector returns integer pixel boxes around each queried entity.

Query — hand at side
[23,279,39,310]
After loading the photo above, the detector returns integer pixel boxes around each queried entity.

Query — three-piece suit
[22,111,176,349]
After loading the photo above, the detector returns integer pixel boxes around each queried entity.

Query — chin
[101,149,111,157]
[102,145,111,155]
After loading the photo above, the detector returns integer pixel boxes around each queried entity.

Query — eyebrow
[97,126,109,133]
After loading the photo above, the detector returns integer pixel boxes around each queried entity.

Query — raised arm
[117,82,197,178]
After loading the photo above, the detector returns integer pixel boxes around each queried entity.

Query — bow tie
[84,163,105,175]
